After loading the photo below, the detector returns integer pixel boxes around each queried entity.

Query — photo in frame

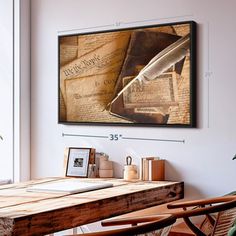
[58,21,196,127]
[66,148,92,177]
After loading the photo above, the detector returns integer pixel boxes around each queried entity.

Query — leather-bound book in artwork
[109,30,185,124]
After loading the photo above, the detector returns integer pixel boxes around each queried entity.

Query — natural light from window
[0,0,14,183]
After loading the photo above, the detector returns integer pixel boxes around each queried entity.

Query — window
[0,0,14,182]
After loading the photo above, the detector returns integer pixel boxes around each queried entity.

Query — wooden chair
[167,196,236,236]
[65,214,176,236]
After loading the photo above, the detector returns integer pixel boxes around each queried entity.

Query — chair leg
[183,217,206,236]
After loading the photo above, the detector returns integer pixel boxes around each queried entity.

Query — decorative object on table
[123,156,138,181]
[98,153,113,178]
[87,164,96,178]
[140,157,165,181]
[233,154,236,160]
[65,147,95,177]
[58,21,196,127]
[27,179,113,194]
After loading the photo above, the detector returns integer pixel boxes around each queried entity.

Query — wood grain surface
[0,178,183,236]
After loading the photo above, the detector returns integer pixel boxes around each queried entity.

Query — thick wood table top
[0,177,184,236]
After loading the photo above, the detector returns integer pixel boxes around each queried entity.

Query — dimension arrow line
[122,137,185,143]
[62,133,108,139]
[123,14,193,25]
[58,14,194,34]
[62,133,185,143]
[58,24,114,34]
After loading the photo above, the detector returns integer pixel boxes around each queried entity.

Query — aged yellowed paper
[58,22,195,125]
[60,31,131,122]
[123,72,179,109]
[65,73,129,122]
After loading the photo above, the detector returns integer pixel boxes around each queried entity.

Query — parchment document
[60,36,78,66]
[59,31,131,122]
[109,24,191,124]
[123,72,179,109]
[168,54,190,124]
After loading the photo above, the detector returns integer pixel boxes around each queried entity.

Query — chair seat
[169,222,196,236]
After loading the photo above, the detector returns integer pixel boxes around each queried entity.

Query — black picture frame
[65,147,91,177]
[58,21,196,127]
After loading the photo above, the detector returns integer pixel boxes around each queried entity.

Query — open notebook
[26,179,113,194]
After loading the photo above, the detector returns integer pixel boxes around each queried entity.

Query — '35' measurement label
[109,134,122,141]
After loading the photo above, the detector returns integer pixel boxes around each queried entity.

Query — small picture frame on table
[66,147,92,177]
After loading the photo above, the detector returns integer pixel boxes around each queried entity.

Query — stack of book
[140,157,165,181]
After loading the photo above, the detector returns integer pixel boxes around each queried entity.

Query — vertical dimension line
[12,0,15,183]
[207,22,210,128]
[29,0,32,180]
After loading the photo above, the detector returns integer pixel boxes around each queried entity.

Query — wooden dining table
[0,177,184,236]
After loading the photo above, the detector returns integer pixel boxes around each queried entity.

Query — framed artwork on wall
[58,21,196,127]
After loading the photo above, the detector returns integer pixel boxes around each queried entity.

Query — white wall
[31,0,236,198]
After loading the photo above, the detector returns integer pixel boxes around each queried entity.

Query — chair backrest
[69,214,176,236]
[198,197,236,236]
[212,205,236,236]
[168,196,236,236]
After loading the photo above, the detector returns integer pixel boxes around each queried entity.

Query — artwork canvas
[59,21,196,127]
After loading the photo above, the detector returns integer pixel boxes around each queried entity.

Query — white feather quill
[109,33,190,105]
